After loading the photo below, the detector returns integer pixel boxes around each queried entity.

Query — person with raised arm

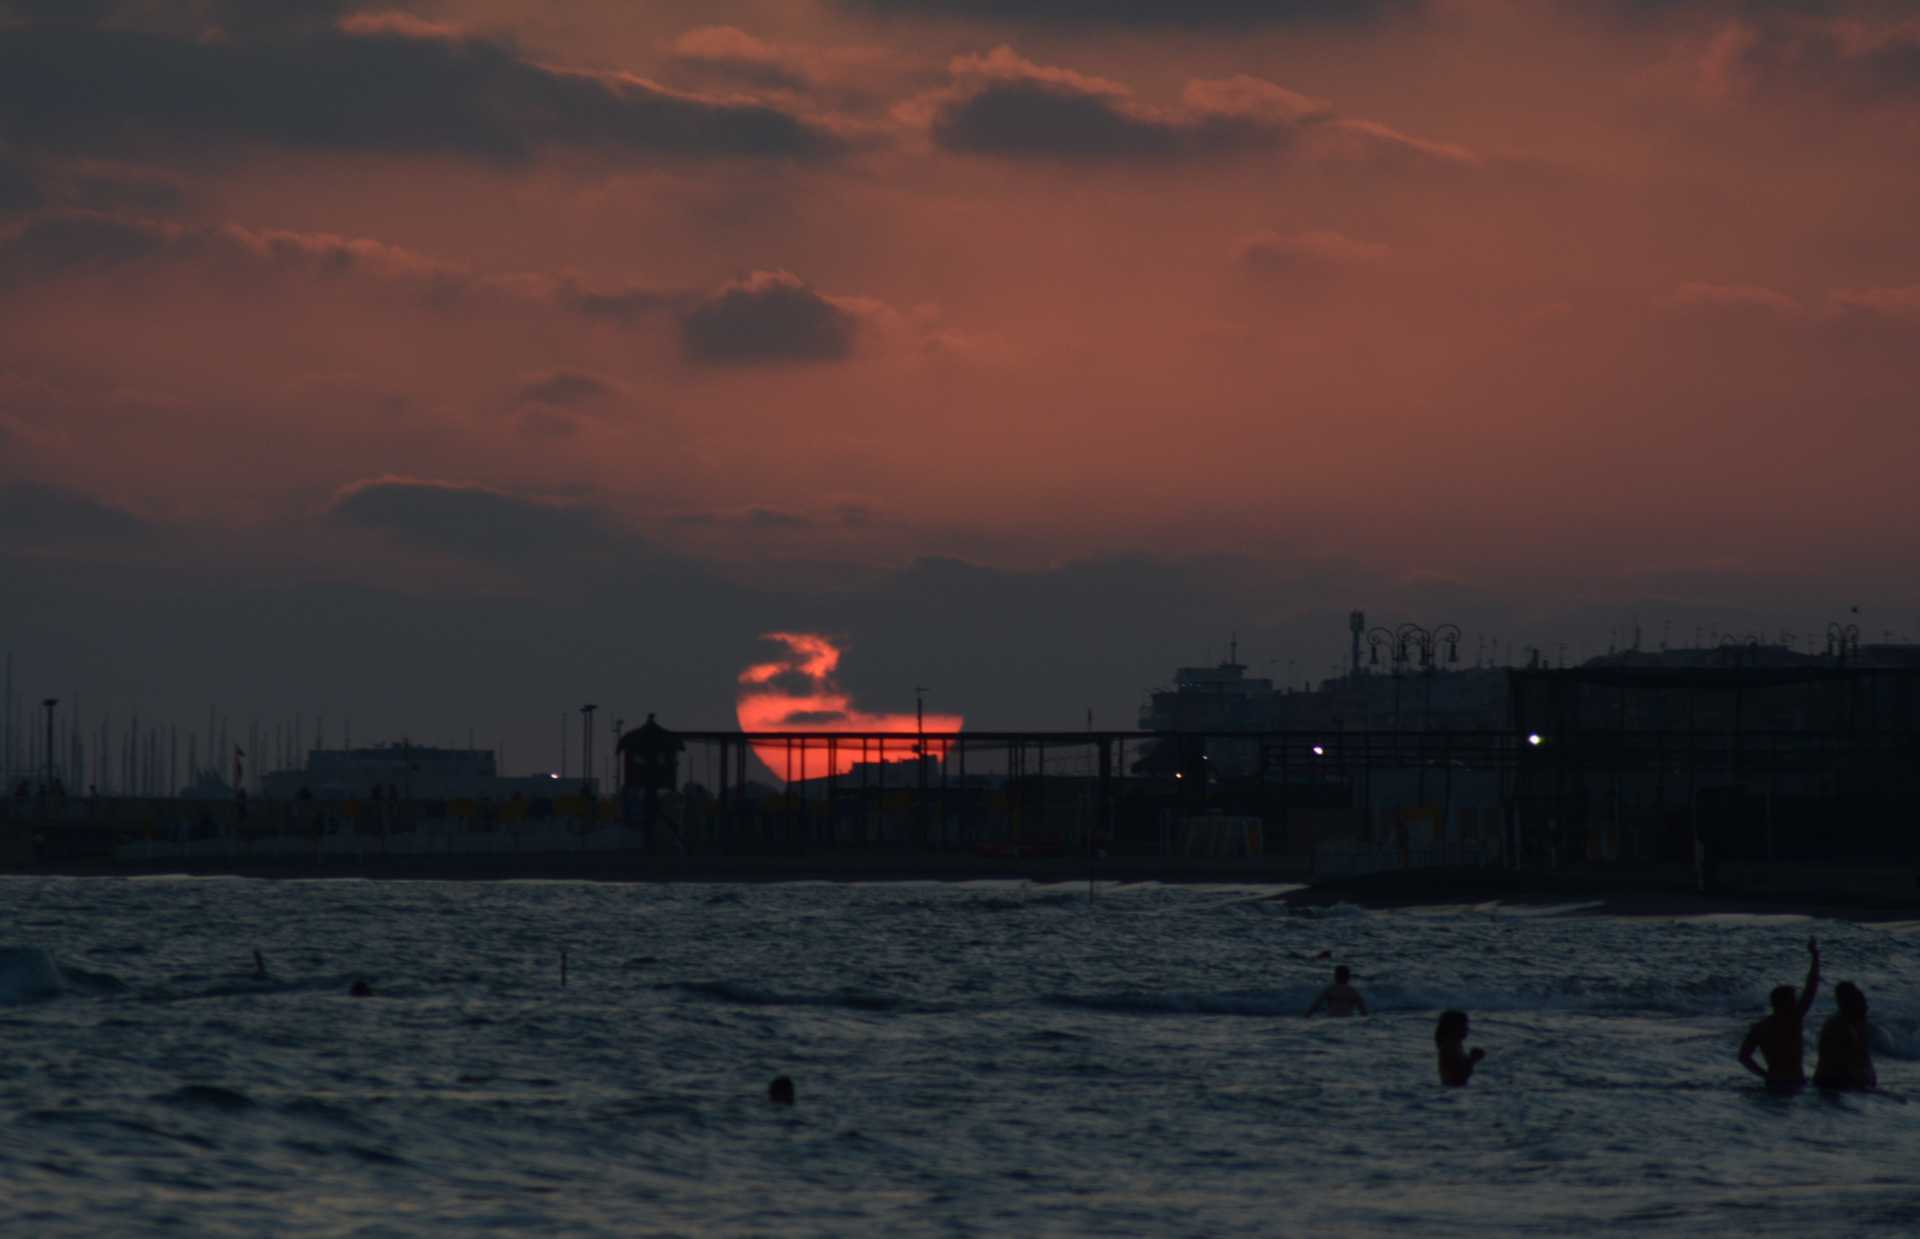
[1739,936,1820,1088]
[1305,965,1369,1018]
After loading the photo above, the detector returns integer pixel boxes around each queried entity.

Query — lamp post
[42,697,57,793]
[580,704,598,796]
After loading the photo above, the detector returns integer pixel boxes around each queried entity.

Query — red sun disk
[736,634,964,781]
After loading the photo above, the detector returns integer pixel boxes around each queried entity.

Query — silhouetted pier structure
[4,664,1916,895]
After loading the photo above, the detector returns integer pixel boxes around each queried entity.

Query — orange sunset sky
[2,0,1917,770]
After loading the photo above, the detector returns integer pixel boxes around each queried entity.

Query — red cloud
[736,632,963,780]
[1668,281,1801,315]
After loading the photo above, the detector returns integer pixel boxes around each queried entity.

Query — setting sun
[735,632,963,781]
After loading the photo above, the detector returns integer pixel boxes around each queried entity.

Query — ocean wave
[1871,1019,1920,1062]
[59,964,129,996]
[1285,901,1370,919]
[960,889,1095,913]
[0,946,69,1004]
[1042,976,1789,1020]
[154,1084,257,1112]
[654,979,915,1012]
[1044,988,1313,1016]
[143,973,370,1003]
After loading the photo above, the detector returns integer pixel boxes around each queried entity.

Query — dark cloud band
[0,23,844,164]
[327,477,619,557]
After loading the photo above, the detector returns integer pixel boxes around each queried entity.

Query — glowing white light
[1527,733,1543,747]
[1311,745,1326,756]
[550,772,560,778]
[1175,772,1184,780]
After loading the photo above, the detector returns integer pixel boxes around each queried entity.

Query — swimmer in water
[768,1076,795,1106]
[1813,980,1877,1092]
[1435,1010,1485,1086]
[1304,965,1369,1018]
[349,979,373,998]
[1739,936,1819,1088]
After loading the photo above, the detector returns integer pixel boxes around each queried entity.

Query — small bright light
[1527,733,1543,747]
[1311,745,1326,756]
[1175,772,1184,780]
[549,772,560,779]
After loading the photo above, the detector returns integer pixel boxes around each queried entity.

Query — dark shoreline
[1284,868,1920,923]
[7,852,1919,922]
[4,849,1311,887]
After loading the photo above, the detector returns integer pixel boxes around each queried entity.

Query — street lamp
[1367,626,1402,671]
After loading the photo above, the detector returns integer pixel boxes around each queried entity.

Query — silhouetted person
[349,979,373,998]
[1813,981,1877,1092]
[1740,937,1819,1088]
[768,1076,795,1106]
[1436,1010,1485,1086]
[252,950,267,980]
[1305,965,1369,1017]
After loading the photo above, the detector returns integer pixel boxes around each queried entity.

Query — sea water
[3,876,1917,1236]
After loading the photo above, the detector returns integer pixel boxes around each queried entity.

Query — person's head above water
[768,1076,795,1106]
[1769,984,1798,1015]
[1333,965,1352,985]
[1834,981,1868,1024]
[1435,1009,1469,1045]
[349,979,373,998]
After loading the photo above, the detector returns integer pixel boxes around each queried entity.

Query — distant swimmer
[768,1076,795,1106]
[1435,1010,1485,1086]
[1813,981,1877,1092]
[252,950,267,980]
[349,979,373,998]
[1739,936,1819,1088]
[1305,966,1369,1018]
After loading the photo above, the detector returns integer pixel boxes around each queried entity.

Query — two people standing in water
[1301,964,1486,1086]
[1739,937,1878,1092]
[1302,963,1487,1085]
